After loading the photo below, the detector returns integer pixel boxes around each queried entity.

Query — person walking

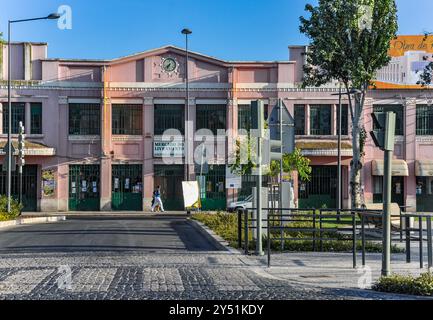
[151,186,165,212]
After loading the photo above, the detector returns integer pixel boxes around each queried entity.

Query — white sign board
[182,181,201,209]
[225,166,242,189]
[154,141,184,157]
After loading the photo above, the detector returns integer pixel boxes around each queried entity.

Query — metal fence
[237,208,433,269]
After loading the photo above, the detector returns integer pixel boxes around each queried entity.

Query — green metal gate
[154,165,184,210]
[199,165,226,211]
[112,165,143,211]
[298,166,337,209]
[0,165,37,211]
[69,165,100,211]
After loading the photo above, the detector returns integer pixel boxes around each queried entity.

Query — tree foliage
[300,0,398,92]
[300,0,398,208]
[417,33,433,87]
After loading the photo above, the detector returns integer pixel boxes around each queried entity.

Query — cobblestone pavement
[0,218,427,300]
[0,251,424,300]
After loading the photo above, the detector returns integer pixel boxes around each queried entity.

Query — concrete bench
[362,203,402,230]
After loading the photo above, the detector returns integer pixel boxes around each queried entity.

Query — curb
[0,216,67,229]
[187,218,241,254]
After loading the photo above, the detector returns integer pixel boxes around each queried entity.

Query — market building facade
[0,36,433,212]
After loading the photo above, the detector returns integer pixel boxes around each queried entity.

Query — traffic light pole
[256,136,264,256]
[371,111,396,277]
[382,148,392,276]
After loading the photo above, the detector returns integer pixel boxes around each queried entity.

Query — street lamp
[6,13,60,213]
[331,86,361,212]
[181,28,192,181]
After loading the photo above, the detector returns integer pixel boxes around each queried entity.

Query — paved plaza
[0,215,429,300]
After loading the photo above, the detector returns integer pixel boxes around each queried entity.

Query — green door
[298,166,337,209]
[69,165,100,211]
[112,165,143,211]
[200,165,227,211]
[154,165,184,210]
[0,165,37,211]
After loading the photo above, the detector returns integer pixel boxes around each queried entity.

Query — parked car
[227,195,253,212]
[227,195,280,212]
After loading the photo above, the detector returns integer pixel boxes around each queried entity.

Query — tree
[230,137,312,183]
[417,33,433,87]
[299,0,398,208]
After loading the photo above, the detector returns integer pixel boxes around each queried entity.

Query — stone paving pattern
[0,251,428,300]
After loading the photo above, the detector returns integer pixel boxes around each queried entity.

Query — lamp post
[6,13,60,213]
[181,28,192,181]
[331,87,361,212]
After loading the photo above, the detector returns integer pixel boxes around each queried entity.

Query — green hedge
[373,273,433,296]
[0,195,22,221]
[192,212,404,253]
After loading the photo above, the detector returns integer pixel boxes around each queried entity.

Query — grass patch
[192,212,404,253]
[372,273,433,296]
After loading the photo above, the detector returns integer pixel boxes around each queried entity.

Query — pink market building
[0,39,432,212]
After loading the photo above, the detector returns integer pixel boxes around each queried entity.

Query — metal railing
[237,208,433,269]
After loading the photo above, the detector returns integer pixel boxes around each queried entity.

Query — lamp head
[47,13,61,20]
[181,28,192,35]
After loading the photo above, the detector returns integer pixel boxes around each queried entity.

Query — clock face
[162,58,177,72]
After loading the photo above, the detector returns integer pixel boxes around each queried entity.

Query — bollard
[419,218,424,269]
[427,216,432,270]
[361,214,366,266]
[313,210,316,251]
[405,216,411,263]
[244,209,249,255]
[267,213,271,268]
[352,213,357,269]
[237,210,242,249]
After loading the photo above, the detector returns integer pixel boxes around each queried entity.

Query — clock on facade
[161,57,178,74]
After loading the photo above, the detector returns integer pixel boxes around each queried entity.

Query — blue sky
[1,0,433,61]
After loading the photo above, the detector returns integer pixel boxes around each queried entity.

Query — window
[154,104,184,135]
[373,105,404,136]
[337,104,349,135]
[238,105,251,131]
[310,105,331,135]
[112,104,142,135]
[30,103,42,134]
[3,102,25,134]
[69,103,100,135]
[294,105,305,135]
[196,104,226,135]
[416,105,433,135]
[237,104,268,131]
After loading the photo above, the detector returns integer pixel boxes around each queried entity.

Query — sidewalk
[239,251,432,292]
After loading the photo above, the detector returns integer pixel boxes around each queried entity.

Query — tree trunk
[350,107,363,209]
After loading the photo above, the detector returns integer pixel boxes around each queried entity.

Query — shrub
[373,273,433,296]
[0,195,22,221]
[191,212,404,253]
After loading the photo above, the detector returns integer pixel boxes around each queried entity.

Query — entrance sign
[225,166,241,189]
[182,181,201,210]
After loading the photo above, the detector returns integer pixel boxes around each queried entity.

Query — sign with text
[153,141,184,157]
[374,35,433,89]
[225,166,242,189]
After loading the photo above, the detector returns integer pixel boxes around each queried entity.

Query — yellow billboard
[373,35,433,89]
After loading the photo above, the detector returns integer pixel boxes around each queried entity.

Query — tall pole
[337,84,342,211]
[279,99,284,251]
[7,21,12,213]
[5,13,60,213]
[382,147,392,276]
[184,31,190,181]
